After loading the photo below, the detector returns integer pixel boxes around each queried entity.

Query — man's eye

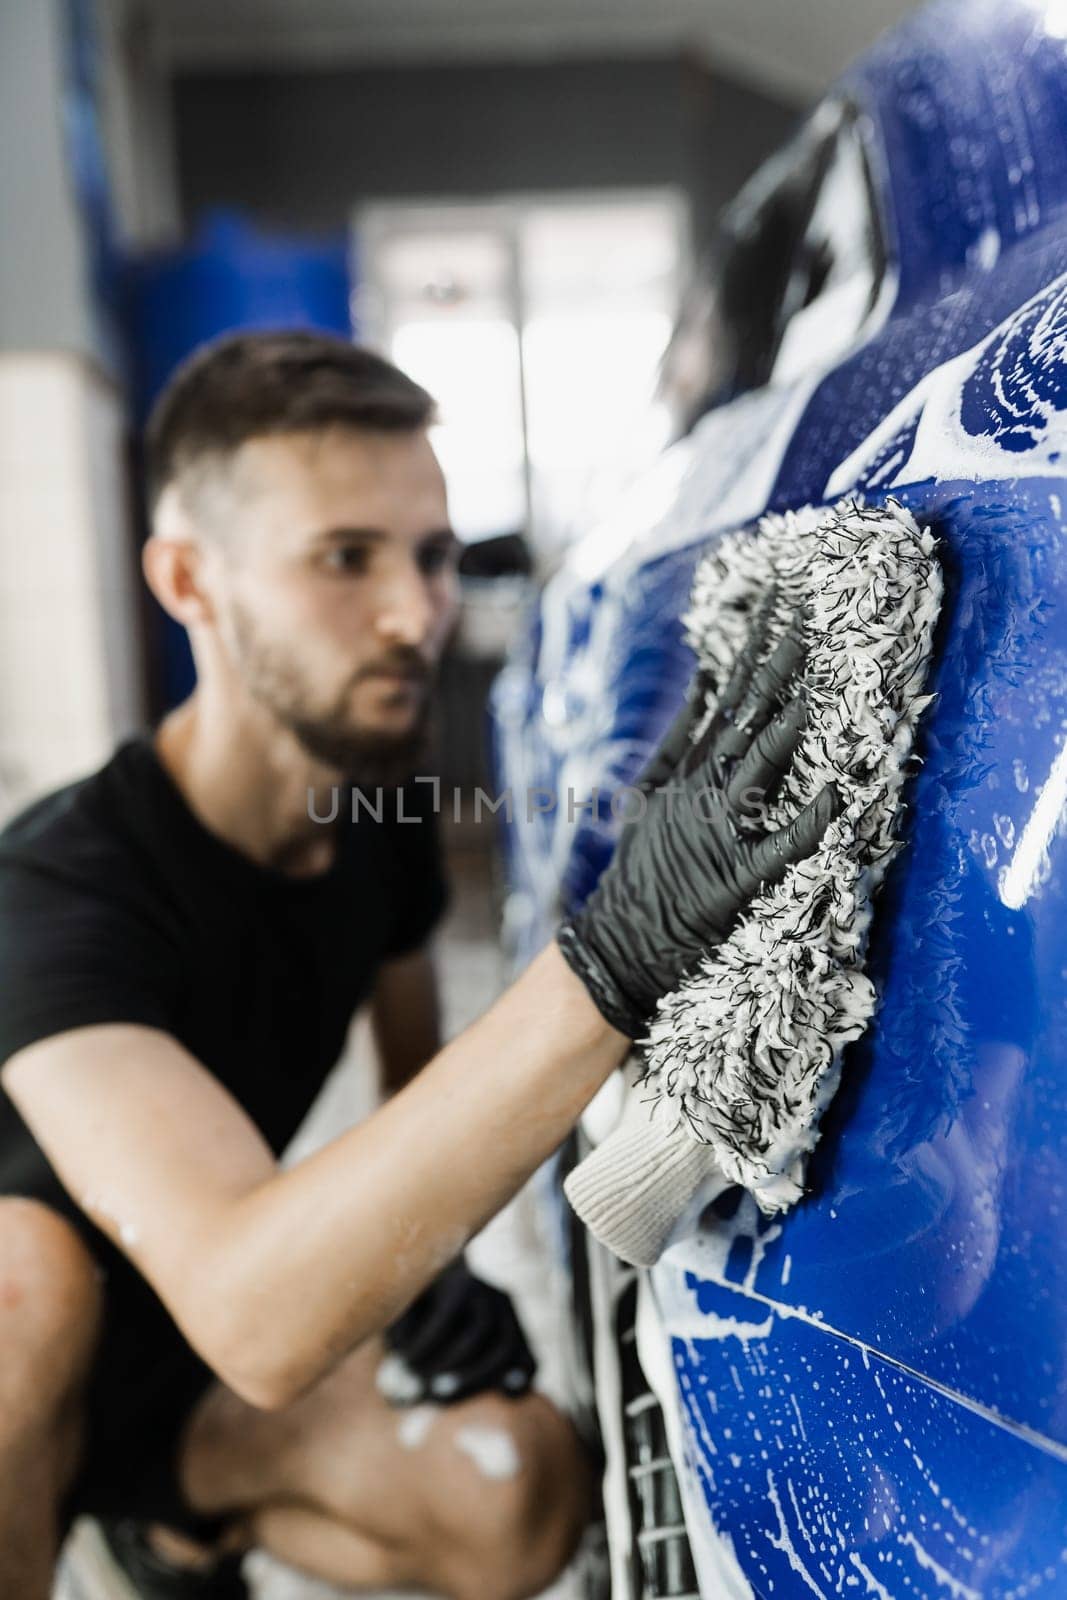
[418,545,457,577]
[324,546,369,574]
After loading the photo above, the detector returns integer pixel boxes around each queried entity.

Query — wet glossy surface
[714,480,1067,1445]
[494,0,1067,1587]
[646,1268,1067,1599]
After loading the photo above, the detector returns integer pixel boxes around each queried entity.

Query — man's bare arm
[2,941,624,1410]
[371,947,441,1094]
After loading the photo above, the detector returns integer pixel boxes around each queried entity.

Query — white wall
[0,1,149,814]
[0,354,145,815]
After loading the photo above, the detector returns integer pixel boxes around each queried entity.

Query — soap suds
[849,1551,894,1599]
[397,1405,438,1451]
[827,274,1067,495]
[81,1192,140,1250]
[766,1468,829,1597]
[899,1531,980,1600]
[376,1353,423,1406]
[454,1424,521,1481]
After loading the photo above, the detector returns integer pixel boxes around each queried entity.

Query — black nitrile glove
[380,1260,536,1406]
[556,597,840,1037]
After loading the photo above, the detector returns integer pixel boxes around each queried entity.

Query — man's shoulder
[0,738,156,893]
[0,742,185,1069]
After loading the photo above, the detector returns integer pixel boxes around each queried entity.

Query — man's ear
[142,486,216,627]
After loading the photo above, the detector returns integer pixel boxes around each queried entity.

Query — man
[0,332,834,1600]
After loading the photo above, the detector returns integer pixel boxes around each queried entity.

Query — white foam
[638,1275,756,1599]
[766,1468,829,1597]
[828,273,1067,495]
[454,1424,521,1481]
[900,1531,980,1600]
[397,1406,438,1451]
[850,1551,894,1599]
[81,1192,139,1252]
[376,1353,423,1406]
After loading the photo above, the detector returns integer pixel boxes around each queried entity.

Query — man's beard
[231,603,434,786]
[287,703,432,787]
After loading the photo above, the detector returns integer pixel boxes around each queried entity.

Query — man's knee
[438,1395,594,1600]
[0,1199,102,1414]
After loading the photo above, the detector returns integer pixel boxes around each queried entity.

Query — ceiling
[145,0,924,106]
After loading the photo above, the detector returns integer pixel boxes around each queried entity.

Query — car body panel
[492,0,1067,1589]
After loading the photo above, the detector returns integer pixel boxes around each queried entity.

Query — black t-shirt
[0,734,448,1522]
[0,733,448,1204]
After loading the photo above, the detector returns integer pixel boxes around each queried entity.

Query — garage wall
[173,56,796,249]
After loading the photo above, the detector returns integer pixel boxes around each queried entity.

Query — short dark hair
[145,329,435,511]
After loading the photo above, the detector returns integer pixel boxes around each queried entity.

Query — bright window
[356,193,688,562]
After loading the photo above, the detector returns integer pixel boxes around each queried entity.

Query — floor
[55,836,584,1600]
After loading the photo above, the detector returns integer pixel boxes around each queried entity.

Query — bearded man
[0,331,834,1600]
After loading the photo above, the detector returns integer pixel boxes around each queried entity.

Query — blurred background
[0,0,921,821]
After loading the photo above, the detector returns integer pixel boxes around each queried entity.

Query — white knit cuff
[565,1087,728,1267]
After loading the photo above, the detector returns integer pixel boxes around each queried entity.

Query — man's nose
[372,562,436,647]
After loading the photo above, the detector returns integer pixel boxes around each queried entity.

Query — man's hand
[557,597,839,1037]
[379,1260,536,1405]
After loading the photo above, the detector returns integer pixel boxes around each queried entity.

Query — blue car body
[492,1,1067,1592]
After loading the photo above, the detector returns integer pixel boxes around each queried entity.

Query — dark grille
[617,1281,700,1598]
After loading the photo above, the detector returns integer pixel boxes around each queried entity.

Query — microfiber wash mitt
[565,496,942,1265]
